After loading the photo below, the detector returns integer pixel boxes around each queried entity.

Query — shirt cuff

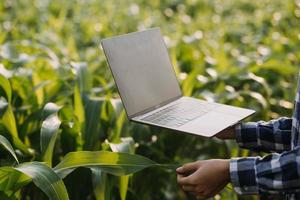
[230,157,259,195]
[235,122,259,148]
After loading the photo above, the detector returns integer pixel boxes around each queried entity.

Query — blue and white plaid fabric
[230,73,300,199]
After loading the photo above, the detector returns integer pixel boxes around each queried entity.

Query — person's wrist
[220,159,230,182]
[215,126,236,140]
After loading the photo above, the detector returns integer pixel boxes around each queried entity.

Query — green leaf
[72,61,103,150]
[40,103,62,167]
[0,75,29,154]
[182,68,201,96]
[0,97,8,116]
[0,74,12,103]
[71,62,92,94]
[0,167,31,193]
[250,60,298,75]
[108,99,126,142]
[91,168,107,200]
[0,135,19,164]
[32,72,51,106]
[0,43,32,64]
[74,84,85,129]
[0,106,29,153]
[15,162,69,200]
[110,99,123,119]
[109,138,135,200]
[54,151,157,179]
[119,176,129,200]
[0,162,69,200]
[82,97,103,150]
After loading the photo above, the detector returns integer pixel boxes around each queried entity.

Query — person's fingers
[177,175,193,185]
[176,161,201,174]
[177,173,183,182]
[178,168,203,185]
[179,173,203,186]
[181,185,196,192]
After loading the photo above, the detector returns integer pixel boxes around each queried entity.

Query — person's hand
[215,126,236,140]
[176,159,230,200]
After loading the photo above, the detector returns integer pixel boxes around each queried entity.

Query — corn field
[0,0,299,199]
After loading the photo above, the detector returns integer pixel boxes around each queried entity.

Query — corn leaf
[0,75,29,153]
[0,74,12,103]
[74,84,85,128]
[82,97,103,150]
[54,151,157,179]
[91,167,107,200]
[0,135,19,164]
[0,162,69,200]
[71,62,92,95]
[72,62,102,150]
[0,167,31,192]
[109,138,135,200]
[40,103,62,167]
[15,162,69,200]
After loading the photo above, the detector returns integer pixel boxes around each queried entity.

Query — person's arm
[177,147,300,199]
[230,145,300,195]
[217,117,292,153]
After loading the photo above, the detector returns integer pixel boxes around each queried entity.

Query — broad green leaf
[71,62,92,94]
[82,97,103,150]
[0,97,8,117]
[182,68,201,96]
[54,151,157,179]
[15,162,69,200]
[0,43,32,64]
[0,162,69,200]
[240,91,268,109]
[0,167,31,193]
[72,62,102,150]
[1,105,29,153]
[110,99,123,118]
[109,138,135,200]
[119,176,129,200]
[91,168,107,200]
[74,84,85,128]
[0,135,19,164]
[32,72,51,106]
[0,75,29,154]
[41,103,62,167]
[250,61,298,75]
[108,99,126,142]
[0,74,12,103]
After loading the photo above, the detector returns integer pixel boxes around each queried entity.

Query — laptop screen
[101,28,182,118]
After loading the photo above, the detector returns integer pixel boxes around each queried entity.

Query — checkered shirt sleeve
[230,117,294,195]
[235,117,292,153]
[230,73,300,197]
[230,146,300,195]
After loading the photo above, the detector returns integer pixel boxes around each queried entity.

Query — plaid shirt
[230,74,300,199]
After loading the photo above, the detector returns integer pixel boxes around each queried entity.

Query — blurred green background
[0,0,300,199]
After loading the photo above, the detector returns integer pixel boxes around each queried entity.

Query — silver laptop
[101,28,255,137]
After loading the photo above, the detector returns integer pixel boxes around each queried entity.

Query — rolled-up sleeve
[235,117,292,153]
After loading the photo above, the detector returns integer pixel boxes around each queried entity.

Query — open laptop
[101,28,255,137]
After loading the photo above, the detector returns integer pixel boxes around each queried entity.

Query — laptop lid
[101,28,182,118]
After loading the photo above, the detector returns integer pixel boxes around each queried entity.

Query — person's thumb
[176,161,201,174]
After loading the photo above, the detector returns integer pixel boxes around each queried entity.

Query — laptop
[101,28,255,137]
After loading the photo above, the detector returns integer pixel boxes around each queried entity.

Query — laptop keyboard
[140,100,218,128]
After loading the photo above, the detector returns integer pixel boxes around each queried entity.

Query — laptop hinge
[129,94,183,119]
